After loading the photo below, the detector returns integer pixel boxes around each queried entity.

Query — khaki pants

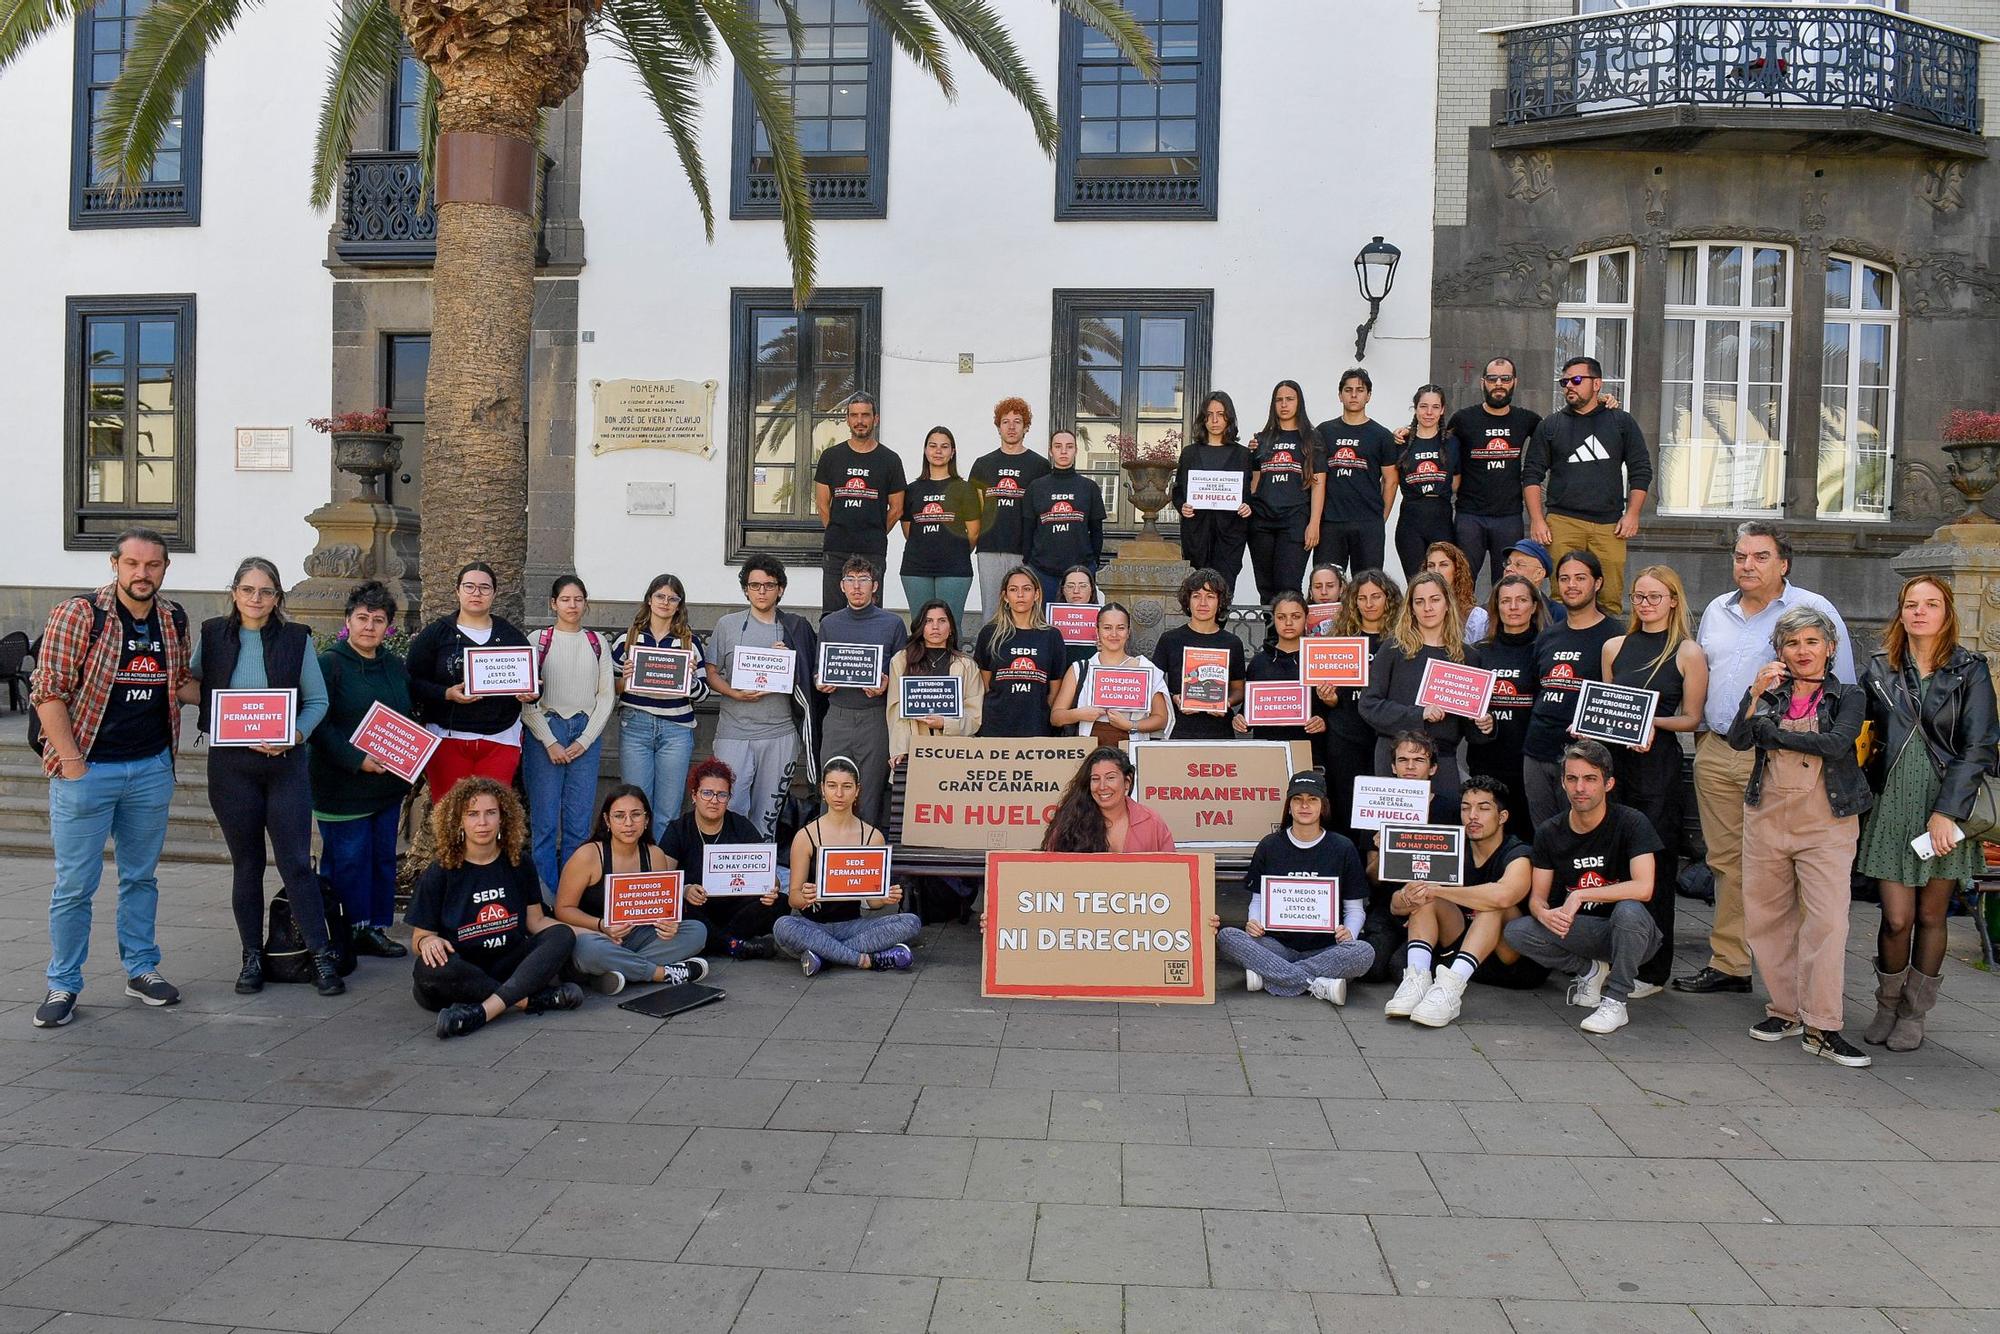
[1742,771,1858,1032]
[1546,514,1628,615]
[1693,732,1757,977]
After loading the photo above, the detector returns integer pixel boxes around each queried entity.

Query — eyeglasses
[744,581,782,592]
[459,582,494,593]
[1631,592,1670,604]
[234,586,278,600]
[694,788,730,801]
[653,595,683,606]
[1558,375,1596,387]
[1482,374,1516,385]
[841,575,875,586]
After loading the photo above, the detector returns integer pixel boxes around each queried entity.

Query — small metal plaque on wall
[591,378,718,458]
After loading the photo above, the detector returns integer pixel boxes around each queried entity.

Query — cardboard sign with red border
[627,646,695,698]
[1180,646,1232,713]
[463,645,540,698]
[211,689,296,746]
[602,871,684,927]
[348,701,440,783]
[1049,603,1102,646]
[1306,603,1341,637]
[1242,682,1311,727]
[1301,637,1370,688]
[1084,667,1154,712]
[983,851,1215,1003]
[816,845,892,900]
[1416,658,1496,719]
[1259,875,1340,933]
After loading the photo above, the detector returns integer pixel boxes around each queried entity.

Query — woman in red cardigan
[1041,747,1178,853]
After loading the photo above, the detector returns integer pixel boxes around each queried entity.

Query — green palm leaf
[857,0,953,100]
[308,0,403,210]
[701,0,816,302]
[98,0,252,193]
[0,0,92,73]
[1059,0,1155,76]
[601,0,716,240]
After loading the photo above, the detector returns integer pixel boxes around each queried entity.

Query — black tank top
[1611,629,1684,715]
[803,819,882,923]
[578,837,655,919]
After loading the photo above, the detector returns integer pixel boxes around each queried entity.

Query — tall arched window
[1817,254,1898,520]
[1555,248,1634,407]
[1657,242,1791,516]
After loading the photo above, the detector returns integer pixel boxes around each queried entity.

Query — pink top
[1118,801,1179,853]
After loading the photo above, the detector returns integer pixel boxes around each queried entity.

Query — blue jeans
[571,920,710,982]
[619,708,695,842]
[318,805,401,929]
[901,575,973,630]
[47,749,174,993]
[523,712,604,896]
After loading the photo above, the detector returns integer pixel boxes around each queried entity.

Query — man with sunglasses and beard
[1448,356,1541,586]
[1522,356,1652,616]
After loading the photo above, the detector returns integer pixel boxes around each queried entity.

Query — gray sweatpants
[1522,754,1565,830]
[1503,899,1661,1003]
[715,734,799,840]
[820,706,889,827]
[571,920,710,982]
[976,551,1023,622]
[1217,928,1375,997]
[774,912,921,968]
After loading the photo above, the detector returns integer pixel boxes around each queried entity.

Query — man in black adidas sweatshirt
[1521,355,1652,615]
[1022,430,1106,604]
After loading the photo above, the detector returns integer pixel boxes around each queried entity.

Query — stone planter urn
[1120,460,1178,544]
[330,431,403,499]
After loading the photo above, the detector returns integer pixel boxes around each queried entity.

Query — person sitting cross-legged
[550,784,710,995]
[776,758,921,976]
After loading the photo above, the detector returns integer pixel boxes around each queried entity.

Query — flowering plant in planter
[1940,409,2000,444]
[308,408,392,434]
[1108,429,1182,467]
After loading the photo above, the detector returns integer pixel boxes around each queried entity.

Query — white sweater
[521,628,616,748]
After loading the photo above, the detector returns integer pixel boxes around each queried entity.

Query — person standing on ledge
[1449,356,1540,585]
[969,397,1050,620]
[1522,356,1651,615]
[814,392,905,613]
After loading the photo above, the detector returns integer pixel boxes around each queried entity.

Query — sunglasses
[1559,375,1597,387]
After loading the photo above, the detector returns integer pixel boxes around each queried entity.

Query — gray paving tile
[0,1213,103,1288]
[768,1081,920,1134]
[964,1137,1121,1206]
[1874,1312,2000,1334]
[1308,1293,1511,1333]
[1694,1305,1903,1333]
[1733,1105,1928,1160]
[1031,1203,1209,1287]
[679,1189,874,1271]
[989,1048,1121,1092]
[926,1278,1123,1334]
[1369,1214,1581,1299]
[364,1112,557,1175]
[195,1163,412,1240]
[1500,1298,1707,1332]
[349,1171,569,1249]
[0,1092,172,1148]
[812,1130,974,1199]
[1118,1014,1240,1053]
[1867,1063,2000,1110]
[335,1246,583,1334]
[856,1196,1036,1280]
[1003,1011,1121,1051]
[509,1181,718,1261]
[911,1087,1051,1140]
[1878,1226,2000,1306]
[1460,1022,1611,1062]
[494,1027,650,1073]
[1186,1095,1335,1148]
[508,1121,693,1185]
[1568,1157,1772,1223]
[45,1152,273,1226]
[1423,1151,1604,1220]
[1202,1208,1394,1293]
[1596,1105,1781,1158]
[1725,1159,1940,1224]
[772,1005,898,1044]
[1268,1148,1447,1216]
[1612,1060,1784,1106]
[1495,1058,1650,1104]
[128,1053,301,1101]
[1365,1057,1515,1102]
[1123,1143,1276,1209]
[659,1126,834,1192]
[225,1106,425,1167]
[1123,1284,1320,1332]
[1048,1092,1187,1144]
[1241,1055,1382,1098]
[0,1307,56,1334]
[28,1314,233,1334]
[159,1234,415,1332]
[616,1032,759,1077]
[863,1044,998,1088]
[731,1269,938,1333]
[881,1006,1008,1047]
[739,1039,881,1082]
[0,1222,255,1319]
[15,1046,192,1093]
[1457,1103,1629,1157]
[0,1144,139,1212]
[1537,1219,1764,1303]
[372,1066,547,1116]
[1119,1053,1250,1095]
[1708,1222,1954,1305]
[1229,1016,1364,1058]
[632,1075,793,1128]
[1865,1107,2000,1161]
[1322,1098,1479,1152]
[501,1070,665,1122]
[530,1257,757,1334]
[247,1060,416,1108]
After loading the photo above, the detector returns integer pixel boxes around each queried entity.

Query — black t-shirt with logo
[969,448,1053,556]
[406,857,539,964]
[1152,624,1248,741]
[1248,430,1323,524]
[1469,630,1536,768]
[815,441,907,556]
[1397,433,1459,508]
[1465,834,1531,891]
[902,476,982,577]
[1532,804,1662,915]
[1316,418,1398,524]
[1523,615,1625,761]
[89,604,173,762]
[1448,405,1540,518]
[974,623,1067,737]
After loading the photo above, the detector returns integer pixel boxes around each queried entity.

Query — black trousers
[1316,521,1386,577]
[1180,514,1249,592]
[690,895,788,945]
[208,745,328,953]
[1394,503,1456,581]
[412,923,576,1011]
[1249,517,1310,605]
[1456,511,1525,586]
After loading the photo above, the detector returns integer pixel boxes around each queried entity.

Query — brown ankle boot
[1864,968,1906,1046]
[1887,969,1940,1052]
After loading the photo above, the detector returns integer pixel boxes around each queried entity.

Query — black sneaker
[435,1002,487,1039]
[32,990,77,1028]
[353,926,408,959]
[685,957,710,982]
[1803,1028,1873,1067]
[524,982,585,1014]
[124,972,180,1007]
[1673,966,1752,994]
[728,936,776,961]
[1750,1016,1805,1041]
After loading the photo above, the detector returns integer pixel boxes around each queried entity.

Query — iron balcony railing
[335,149,552,265]
[1498,3,1983,135]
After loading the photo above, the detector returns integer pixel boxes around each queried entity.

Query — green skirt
[1856,742,1982,884]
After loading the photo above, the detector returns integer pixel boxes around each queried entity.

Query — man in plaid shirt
[28,528,191,1028]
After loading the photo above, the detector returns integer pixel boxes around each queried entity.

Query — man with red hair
[969,396,1050,621]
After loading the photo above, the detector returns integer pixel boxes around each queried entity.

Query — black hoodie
[1022,467,1106,577]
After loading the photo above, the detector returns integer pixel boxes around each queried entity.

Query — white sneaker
[1384,966,1432,1018]
[1244,969,1265,993]
[591,970,627,996]
[1307,977,1348,1006]
[1628,980,1663,1000]
[1567,960,1611,1009]
[1580,998,1629,1034]
[1411,970,1469,1028]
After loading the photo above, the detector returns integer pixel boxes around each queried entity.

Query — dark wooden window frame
[725,287,885,563]
[63,293,197,551]
[70,8,202,229]
[729,13,893,220]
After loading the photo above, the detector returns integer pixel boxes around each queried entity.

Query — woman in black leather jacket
[1858,576,1999,1053]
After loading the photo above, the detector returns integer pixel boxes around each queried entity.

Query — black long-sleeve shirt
[1022,467,1106,577]
[1240,827,1369,953]
[405,614,532,736]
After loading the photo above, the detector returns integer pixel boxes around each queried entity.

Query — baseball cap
[1507,538,1554,576]
[1286,771,1329,802]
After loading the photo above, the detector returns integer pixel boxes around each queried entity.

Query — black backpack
[262,875,359,983]
[26,594,188,758]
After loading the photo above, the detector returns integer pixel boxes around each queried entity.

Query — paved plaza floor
[0,854,1994,1333]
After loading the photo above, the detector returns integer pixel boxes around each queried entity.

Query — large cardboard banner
[1130,740,1291,846]
[903,738,1093,849]
[983,852,1215,1003]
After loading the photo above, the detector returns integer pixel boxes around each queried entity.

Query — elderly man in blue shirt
[1675,521,1855,994]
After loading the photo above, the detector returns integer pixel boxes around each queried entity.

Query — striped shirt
[612,628,711,725]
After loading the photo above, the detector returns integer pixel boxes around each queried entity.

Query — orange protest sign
[602,871,684,927]
[816,845,892,900]
[1301,637,1370,687]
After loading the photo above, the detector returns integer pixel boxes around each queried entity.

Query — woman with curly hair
[1423,541,1489,644]
[406,776,580,1039]
[1041,748,1177,854]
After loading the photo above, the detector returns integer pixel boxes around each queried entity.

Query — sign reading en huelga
[1378,824,1466,886]
[1130,740,1293,847]
[903,738,1093,849]
[1571,679,1659,748]
[983,851,1215,1003]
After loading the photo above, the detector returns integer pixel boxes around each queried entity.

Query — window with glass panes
[1817,255,1897,520]
[71,0,201,226]
[1656,242,1790,516]
[384,334,430,510]
[1554,249,1633,407]
[731,0,890,218]
[727,289,883,557]
[1051,291,1213,532]
[1056,0,1221,219]
[389,48,425,152]
[65,296,195,548]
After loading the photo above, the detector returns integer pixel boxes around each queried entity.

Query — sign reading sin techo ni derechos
[983,851,1215,1004]
[903,738,1093,849]
[1571,679,1660,748]
[1301,637,1370,688]
[1242,682,1311,727]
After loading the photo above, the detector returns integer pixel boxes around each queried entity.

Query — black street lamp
[1353,235,1402,362]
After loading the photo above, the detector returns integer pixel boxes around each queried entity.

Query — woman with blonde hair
[406,777,580,1039]
[973,566,1066,737]
[1859,575,1999,1050]
[1602,565,1709,995]
[1322,570,1401,836]
[1359,571,1484,805]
